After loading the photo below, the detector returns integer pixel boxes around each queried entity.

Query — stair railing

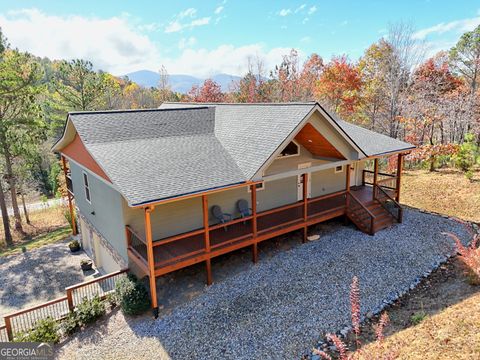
[346,192,376,235]
[373,185,403,223]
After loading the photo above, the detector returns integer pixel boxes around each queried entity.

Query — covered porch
[125,154,406,314]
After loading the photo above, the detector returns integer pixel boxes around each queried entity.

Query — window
[248,182,265,192]
[83,172,91,203]
[278,141,299,158]
[334,165,343,173]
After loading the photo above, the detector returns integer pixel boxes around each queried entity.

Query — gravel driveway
[0,238,91,321]
[57,209,470,360]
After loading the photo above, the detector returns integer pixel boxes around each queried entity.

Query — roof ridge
[68,107,210,116]
[162,102,317,106]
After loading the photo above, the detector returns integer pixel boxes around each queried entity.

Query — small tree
[455,133,478,173]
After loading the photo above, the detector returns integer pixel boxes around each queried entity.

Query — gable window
[83,172,91,203]
[278,141,300,158]
[248,182,265,192]
[334,165,343,173]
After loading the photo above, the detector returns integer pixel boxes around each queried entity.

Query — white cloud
[214,6,224,15]
[300,36,311,43]
[178,8,197,19]
[0,8,295,78]
[295,4,306,13]
[413,16,480,39]
[302,17,309,24]
[308,6,317,15]
[340,20,348,26]
[178,36,196,49]
[164,8,210,33]
[0,8,161,74]
[278,9,291,17]
[162,44,299,78]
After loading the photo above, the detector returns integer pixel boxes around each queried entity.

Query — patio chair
[211,205,232,231]
[237,199,252,219]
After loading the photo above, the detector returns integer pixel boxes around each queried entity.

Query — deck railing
[373,185,403,223]
[127,190,349,273]
[2,269,128,341]
[346,192,375,235]
[362,170,397,191]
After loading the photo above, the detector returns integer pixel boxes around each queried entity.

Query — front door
[297,174,311,201]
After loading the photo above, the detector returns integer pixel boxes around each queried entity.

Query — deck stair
[347,196,398,235]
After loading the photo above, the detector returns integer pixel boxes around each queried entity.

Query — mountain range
[124,70,242,93]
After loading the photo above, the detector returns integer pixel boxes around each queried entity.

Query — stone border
[77,210,127,269]
[309,207,479,359]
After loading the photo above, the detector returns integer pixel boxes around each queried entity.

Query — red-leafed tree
[314,55,362,118]
[187,79,224,102]
[299,53,324,101]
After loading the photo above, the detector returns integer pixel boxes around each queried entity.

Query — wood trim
[294,122,346,159]
[396,153,403,202]
[127,247,149,275]
[61,133,111,183]
[202,195,212,285]
[373,158,379,201]
[257,201,303,218]
[61,156,77,235]
[131,181,263,208]
[153,228,204,247]
[251,183,258,263]
[144,207,157,309]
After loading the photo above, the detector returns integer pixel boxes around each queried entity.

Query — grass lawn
[401,168,480,223]
[0,205,70,255]
[354,260,480,359]
[0,226,71,257]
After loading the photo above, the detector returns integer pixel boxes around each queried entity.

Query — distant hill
[124,70,241,93]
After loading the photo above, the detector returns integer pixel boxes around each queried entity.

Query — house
[52,102,414,315]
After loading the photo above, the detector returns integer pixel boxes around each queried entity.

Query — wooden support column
[373,158,379,201]
[251,184,258,263]
[345,164,351,216]
[395,153,403,202]
[144,206,158,316]
[61,156,77,235]
[202,195,212,285]
[302,173,308,243]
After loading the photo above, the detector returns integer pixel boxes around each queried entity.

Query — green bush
[14,317,60,344]
[455,133,478,172]
[115,274,150,315]
[75,295,105,325]
[61,312,80,335]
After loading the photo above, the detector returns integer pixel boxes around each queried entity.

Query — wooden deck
[128,189,363,277]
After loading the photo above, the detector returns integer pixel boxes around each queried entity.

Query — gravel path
[57,209,470,360]
[0,238,91,321]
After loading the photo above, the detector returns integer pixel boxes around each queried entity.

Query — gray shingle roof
[63,102,413,206]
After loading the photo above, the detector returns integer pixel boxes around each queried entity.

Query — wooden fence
[2,269,128,341]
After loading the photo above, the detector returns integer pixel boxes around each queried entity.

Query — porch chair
[211,205,232,231]
[236,199,252,221]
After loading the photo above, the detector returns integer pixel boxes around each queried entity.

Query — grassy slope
[355,168,480,359]
[358,292,480,359]
[0,226,70,257]
[401,168,480,223]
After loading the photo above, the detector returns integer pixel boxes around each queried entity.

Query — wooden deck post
[302,173,308,243]
[373,158,379,201]
[61,156,77,235]
[202,195,212,285]
[395,153,403,202]
[144,206,158,317]
[251,184,258,263]
[345,164,351,214]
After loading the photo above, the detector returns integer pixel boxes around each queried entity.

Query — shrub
[61,312,80,335]
[455,133,478,172]
[75,295,105,325]
[410,311,427,325]
[115,274,150,315]
[444,228,480,284]
[68,240,80,250]
[14,317,60,344]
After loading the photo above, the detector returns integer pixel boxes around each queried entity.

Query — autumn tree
[298,53,324,101]
[315,55,362,118]
[187,79,224,102]
[270,49,302,102]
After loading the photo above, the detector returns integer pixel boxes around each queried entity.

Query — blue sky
[0,0,479,77]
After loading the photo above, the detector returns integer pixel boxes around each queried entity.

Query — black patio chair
[211,205,232,231]
[236,199,252,219]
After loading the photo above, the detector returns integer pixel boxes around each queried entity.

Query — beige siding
[264,144,329,176]
[310,167,347,198]
[257,177,298,212]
